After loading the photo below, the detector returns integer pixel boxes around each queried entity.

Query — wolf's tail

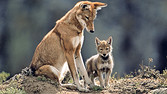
[21,67,34,76]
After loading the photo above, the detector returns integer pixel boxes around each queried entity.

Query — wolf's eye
[99,48,103,51]
[85,16,89,20]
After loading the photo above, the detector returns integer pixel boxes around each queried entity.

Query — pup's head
[75,1,107,33]
[95,36,113,57]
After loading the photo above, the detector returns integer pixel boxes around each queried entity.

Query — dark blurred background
[0,0,167,77]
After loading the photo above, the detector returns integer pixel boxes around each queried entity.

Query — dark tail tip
[21,67,35,76]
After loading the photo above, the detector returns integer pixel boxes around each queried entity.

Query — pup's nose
[90,30,94,33]
[103,54,106,56]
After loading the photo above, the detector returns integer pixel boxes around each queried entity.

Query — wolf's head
[75,1,107,33]
[95,36,113,58]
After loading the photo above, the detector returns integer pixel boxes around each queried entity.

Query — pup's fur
[29,1,107,91]
[86,37,114,88]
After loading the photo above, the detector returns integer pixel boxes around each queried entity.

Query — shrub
[0,71,10,84]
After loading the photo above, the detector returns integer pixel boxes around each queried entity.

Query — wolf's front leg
[65,51,87,91]
[105,69,112,87]
[75,53,94,87]
[97,70,104,88]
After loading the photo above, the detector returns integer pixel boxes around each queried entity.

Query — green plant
[0,71,10,83]
[36,75,47,81]
[0,86,26,94]
[111,72,117,80]
[124,72,134,79]
[0,72,26,93]
[162,69,167,78]
[137,64,160,79]
[90,85,103,91]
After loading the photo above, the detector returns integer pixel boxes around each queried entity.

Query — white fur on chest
[71,36,84,48]
[99,63,109,69]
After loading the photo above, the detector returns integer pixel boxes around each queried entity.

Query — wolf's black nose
[103,54,106,56]
[90,30,94,33]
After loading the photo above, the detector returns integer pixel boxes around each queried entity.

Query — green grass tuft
[90,86,103,91]
[0,71,10,84]
[0,87,26,94]
[0,72,26,93]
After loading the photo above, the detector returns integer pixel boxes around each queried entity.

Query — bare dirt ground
[0,65,167,94]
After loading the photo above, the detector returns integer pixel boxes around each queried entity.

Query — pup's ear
[95,37,101,46]
[80,3,90,10]
[93,2,107,10]
[107,36,112,45]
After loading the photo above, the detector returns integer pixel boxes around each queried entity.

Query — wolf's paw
[105,84,110,88]
[88,83,95,88]
[77,86,89,92]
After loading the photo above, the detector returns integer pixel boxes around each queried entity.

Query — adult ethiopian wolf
[30,1,107,91]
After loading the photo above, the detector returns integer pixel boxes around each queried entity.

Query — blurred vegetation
[0,71,10,84]
[0,71,26,94]
[36,75,59,86]
[162,69,167,78]
[90,86,103,91]
[0,87,26,94]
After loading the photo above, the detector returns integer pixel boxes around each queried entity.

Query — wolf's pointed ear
[107,36,112,45]
[80,3,90,10]
[93,2,107,10]
[95,37,101,46]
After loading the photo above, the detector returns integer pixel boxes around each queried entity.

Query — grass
[36,75,59,86]
[0,87,26,94]
[37,75,48,81]
[90,85,103,91]
[0,71,10,84]
[0,62,167,93]
[108,63,167,93]
[0,72,26,94]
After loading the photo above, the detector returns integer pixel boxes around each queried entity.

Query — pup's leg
[97,70,104,88]
[65,51,86,91]
[35,65,60,84]
[84,61,94,88]
[105,69,112,87]
[90,74,95,85]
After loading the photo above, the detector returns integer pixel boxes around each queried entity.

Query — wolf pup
[86,36,114,88]
[29,1,107,91]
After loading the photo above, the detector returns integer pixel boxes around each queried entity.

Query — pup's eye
[85,16,89,20]
[106,47,109,50]
[100,48,103,51]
